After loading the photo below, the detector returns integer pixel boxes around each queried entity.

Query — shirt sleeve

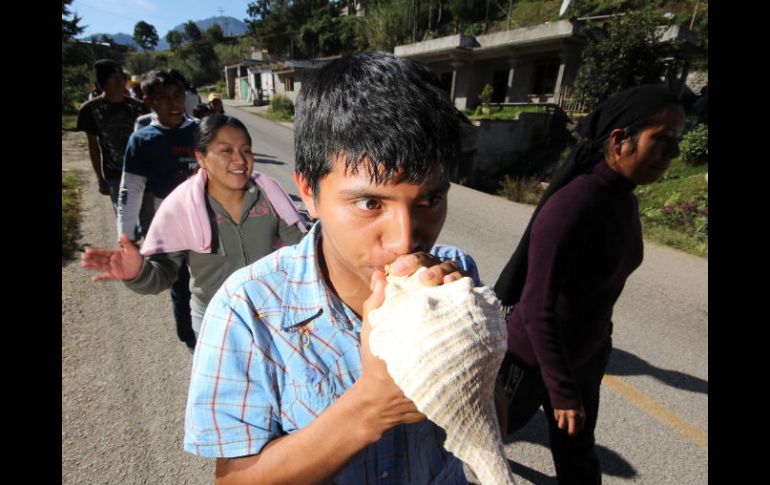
[75,103,97,135]
[124,251,185,294]
[117,172,147,241]
[184,281,283,458]
[509,193,590,410]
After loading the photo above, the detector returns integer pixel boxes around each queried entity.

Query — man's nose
[382,207,418,256]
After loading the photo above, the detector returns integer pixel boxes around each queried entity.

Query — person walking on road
[495,85,686,485]
[82,114,306,346]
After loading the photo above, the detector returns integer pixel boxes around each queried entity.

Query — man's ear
[143,95,154,111]
[294,172,318,219]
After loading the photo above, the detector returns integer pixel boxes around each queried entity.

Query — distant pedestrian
[192,103,212,120]
[76,59,148,212]
[207,92,225,115]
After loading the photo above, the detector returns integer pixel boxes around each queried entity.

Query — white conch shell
[368,267,515,485]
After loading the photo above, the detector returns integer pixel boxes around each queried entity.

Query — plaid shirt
[184,222,480,484]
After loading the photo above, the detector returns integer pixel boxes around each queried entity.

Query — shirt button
[380,471,388,479]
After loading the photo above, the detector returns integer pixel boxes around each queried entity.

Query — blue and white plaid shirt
[185,222,480,484]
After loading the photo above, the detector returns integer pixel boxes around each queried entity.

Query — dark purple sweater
[506,160,643,410]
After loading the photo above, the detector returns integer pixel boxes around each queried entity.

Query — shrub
[478,83,494,105]
[497,175,545,205]
[270,94,295,116]
[679,123,708,165]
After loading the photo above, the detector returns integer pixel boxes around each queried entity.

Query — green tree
[62,0,84,44]
[572,8,674,110]
[247,0,294,58]
[364,0,413,51]
[184,20,203,42]
[124,51,157,76]
[166,30,184,51]
[206,23,225,44]
[300,4,342,57]
[133,20,159,51]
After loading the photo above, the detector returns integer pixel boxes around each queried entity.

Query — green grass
[635,157,708,257]
[266,108,294,122]
[62,114,77,131]
[62,170,84,263]
[467,105,550,121]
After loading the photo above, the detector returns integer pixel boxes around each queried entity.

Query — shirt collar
[594,159,637,192]
[150,114,196,130]
[279,221,359,333]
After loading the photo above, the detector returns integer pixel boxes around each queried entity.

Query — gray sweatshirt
[125,183,305,321]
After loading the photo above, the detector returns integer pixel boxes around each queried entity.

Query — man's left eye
[418,195,444,208]
[355,199,382,211]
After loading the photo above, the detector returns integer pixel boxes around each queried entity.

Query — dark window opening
[440,72,453,95]
[532,62,560,95]
[492,70,508,102]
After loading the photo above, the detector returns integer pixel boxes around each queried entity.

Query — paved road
[61,101,707,484]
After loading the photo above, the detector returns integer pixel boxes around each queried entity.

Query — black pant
[170,262,195,348]
[499,346,611,485]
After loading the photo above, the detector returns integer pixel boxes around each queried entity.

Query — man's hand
[97,178,110,195]
[385,252,467,285]
[553,407,586,436]
[81,233,143,282]
[353,271,427,442]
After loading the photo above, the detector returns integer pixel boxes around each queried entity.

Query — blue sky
[71,0,252,37]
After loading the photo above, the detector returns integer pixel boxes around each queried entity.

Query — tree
[62,0,84,44]
[206,24,225,44]
[133,20,159,51]
[572,8,674,110]
[166,30,184,51]
[184,20,203,42]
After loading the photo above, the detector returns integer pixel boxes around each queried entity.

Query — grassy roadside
[62,114,77,131]
[496,157,708,258]
[62,170,84,263]
[636,158,708,257]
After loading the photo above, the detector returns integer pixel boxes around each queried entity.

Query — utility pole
[507,0,512,30]
[218,6,228,36]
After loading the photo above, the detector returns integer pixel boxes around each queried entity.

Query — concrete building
[394,18,700,113]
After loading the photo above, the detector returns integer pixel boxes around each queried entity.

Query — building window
[532,61,560,95]
[284,76,294,92]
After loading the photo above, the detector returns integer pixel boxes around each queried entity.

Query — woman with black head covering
[495,85,685,484]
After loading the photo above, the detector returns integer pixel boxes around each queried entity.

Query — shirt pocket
[278,342,359,433]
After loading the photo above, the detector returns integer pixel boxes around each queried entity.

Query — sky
[71,0,252,38]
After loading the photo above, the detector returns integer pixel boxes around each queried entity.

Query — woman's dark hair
[194,114,252,153]
[294,51,464,197]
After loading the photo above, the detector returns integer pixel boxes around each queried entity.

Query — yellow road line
[603,375,708,450]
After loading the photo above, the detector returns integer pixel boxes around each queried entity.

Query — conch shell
[368,267,515,485]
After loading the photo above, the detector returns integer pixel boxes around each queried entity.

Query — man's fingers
[364,276,386,314]
[388,253,439,276]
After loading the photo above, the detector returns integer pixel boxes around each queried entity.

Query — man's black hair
[141,69,186,100]
[294,51,463,196]
[93,59,122,90]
